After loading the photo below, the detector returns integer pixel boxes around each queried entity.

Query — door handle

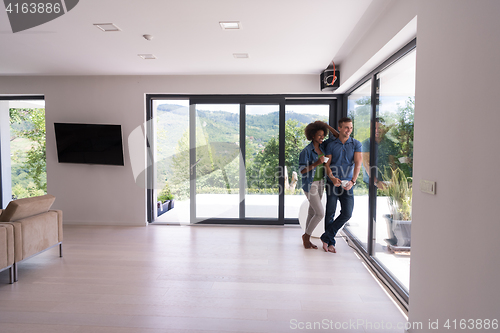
[190,158,202,175]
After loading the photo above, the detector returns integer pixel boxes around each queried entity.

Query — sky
[154,100,331,117]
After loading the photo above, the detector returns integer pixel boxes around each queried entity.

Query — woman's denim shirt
[298,141,327,193]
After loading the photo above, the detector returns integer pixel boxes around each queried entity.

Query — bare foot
[328,245,336,253]
[322,242,329,252]
[302,234,318,249]
[302,234,311,249]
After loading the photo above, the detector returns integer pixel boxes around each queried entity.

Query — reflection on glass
[245,105,279,218]
[153,99,190,223]
[285,105,329,219]
[346,80,372,250]
[374,49,416,292]
[195,104,240,219]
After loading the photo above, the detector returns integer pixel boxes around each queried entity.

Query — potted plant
[382,167,412,248]
[157,182,174,216]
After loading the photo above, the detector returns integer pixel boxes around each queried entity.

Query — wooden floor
[0,225,406,333]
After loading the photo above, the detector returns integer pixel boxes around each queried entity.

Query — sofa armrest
[0,222,22,262]
[0,224,15,268]
[49,209,63,243]
[9,211,59,260]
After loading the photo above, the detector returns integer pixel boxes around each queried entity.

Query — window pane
[285,105,329,220]
[245,105,279,218]
[195,104,240,219]
[346,80,372,250]
[9,101,47,199]
[154,99,190,223]
[374,49,416,292]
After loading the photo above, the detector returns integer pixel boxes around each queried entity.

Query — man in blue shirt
[322,117,362,253]
[361,118,397,188]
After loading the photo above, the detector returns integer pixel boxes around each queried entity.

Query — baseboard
[62,220,147,226]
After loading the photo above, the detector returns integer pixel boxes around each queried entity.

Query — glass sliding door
[194,104,240,220]
[245,105,279,218]
[148,95,336,225]
[152,100,242,223]
[153,99,191,223]
[284,104,329,220]
[341,40,416,306]
[346,81,372,250]
[373,49,416,292]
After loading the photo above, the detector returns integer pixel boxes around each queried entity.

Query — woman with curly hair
[298,121,338,249]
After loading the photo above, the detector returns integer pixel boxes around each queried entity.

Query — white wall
[409,0,500,328]
[335,0,417,93]
[335,0,500,328]
[0,75,319,225]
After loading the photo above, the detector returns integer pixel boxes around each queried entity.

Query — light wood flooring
[0,225,406,333]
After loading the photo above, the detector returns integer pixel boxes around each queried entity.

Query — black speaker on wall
[320,69,340,91]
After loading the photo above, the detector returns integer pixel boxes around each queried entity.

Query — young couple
[298,118,362,253]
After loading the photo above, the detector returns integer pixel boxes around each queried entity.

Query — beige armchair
[0,194,63,283]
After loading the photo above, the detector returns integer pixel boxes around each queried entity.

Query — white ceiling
[0,0,374,76]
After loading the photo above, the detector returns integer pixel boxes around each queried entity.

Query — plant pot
[383,214,411,247]
[169,199,174,210]
[158,200,171,217]
[383,214,397,245]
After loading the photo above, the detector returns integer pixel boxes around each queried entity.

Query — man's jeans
[321,181,354,247]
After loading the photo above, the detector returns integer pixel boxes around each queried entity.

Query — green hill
[156,103,327,151]
[154,103,329,186]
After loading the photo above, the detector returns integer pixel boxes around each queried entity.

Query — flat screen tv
[54,123,124,166]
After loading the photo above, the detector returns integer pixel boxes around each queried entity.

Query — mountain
[155,103,327,155]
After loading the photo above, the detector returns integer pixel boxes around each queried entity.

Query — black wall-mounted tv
[54,123,124,166]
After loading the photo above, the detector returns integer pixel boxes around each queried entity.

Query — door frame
[0,95,45,208]
[146,94,339,225]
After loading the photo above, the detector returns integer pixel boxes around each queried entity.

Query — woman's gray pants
[304,180,324,235]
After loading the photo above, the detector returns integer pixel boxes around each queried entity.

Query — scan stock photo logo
[3,0,79,33]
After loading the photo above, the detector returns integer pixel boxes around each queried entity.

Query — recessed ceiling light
[94,23,121,32]
[220,21,241,30]
[233,53,249,59]
[138,54,156,60]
